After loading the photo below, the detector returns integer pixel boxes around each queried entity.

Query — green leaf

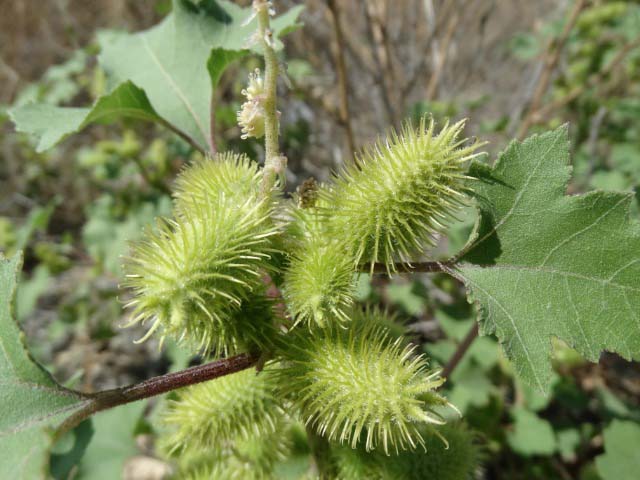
[556,428,581,462]
[457,126,640,392]
[76,401,146,480]
[386,281,425,316]
[507,407,556,456]
[98,0,302,150]
[596,420,640,480]
[10,1,303,152]
[10,82,160,153]
[50,420,94,480]
[0,254,89,479]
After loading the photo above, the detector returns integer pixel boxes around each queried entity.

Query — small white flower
[242,69,265,101]
[237,100,265,139]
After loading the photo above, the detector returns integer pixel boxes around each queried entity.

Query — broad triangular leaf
[456,126,640,392]
[10,0,303,152]
[0,254,89,479]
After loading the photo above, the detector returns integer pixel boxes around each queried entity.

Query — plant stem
[157,117,206,154]
[361,261,452,273]
[209,94,218,154]
[517,0,586,139]
[527,35,640,127]
[56,352,259,438]
[441,322,479,378]
[256,1,283,194]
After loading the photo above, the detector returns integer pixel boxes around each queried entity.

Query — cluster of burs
[124,115,484,479]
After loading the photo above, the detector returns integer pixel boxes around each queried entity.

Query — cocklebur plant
[119,1,475,474]
[6,0,640,479]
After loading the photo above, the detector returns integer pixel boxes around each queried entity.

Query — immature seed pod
[325,117,484,273]
[276,312,457,454]
[161,367,285,456]
[333,423,480,480]
[173,152,263,213]
[282,197,356,328]
[169,415,292,480]
[123,189,279,355]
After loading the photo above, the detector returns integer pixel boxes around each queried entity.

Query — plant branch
[56,352,259,438]
[327,0,357,160]
[527,35,640,126]
[256,0,283,194]
[441,322,479,378]
[361,261,453,274]
[425,9,459,101]
[362,1,398,125]
[517,0,586,139]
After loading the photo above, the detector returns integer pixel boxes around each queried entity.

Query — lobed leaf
[0,254,89,479]
[456,126,640,392]
[10,0,303,152]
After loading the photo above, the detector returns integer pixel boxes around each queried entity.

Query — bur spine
[325,117,484,273]
[283,197,356,327]
[276,311,457,454]
[333,423,480,480]
[161,368,285,455]
[124,154,279,355]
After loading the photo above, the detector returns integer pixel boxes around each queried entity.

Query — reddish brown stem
[56,352,259,438]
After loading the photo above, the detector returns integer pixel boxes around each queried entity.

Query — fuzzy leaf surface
[457,126,640,392]
[11,0,303,152]
[0,254,89,479]
[98,0,302,150]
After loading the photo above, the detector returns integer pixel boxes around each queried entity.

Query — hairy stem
[256,0,283,194]
[56,352,259,438]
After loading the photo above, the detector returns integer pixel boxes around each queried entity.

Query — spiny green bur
[173,152,264,213]
[161,368,285,456]
[283,199,356,327]
[325,118,484,273]
[124,153,280,356]
[123,119,478,474]
[174,424,292,480]
[333,423,480,480]
[276,312,456,454]
[162,367,292,480]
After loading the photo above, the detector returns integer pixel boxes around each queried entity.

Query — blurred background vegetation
[1,0,640,478]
